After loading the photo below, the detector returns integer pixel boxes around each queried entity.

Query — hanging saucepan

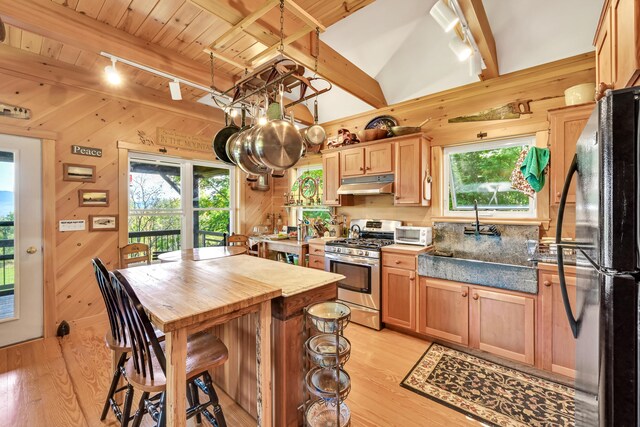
[305,99,326,146]
[225,108,250,165]
[252,85,304,171]
[212,113,238,165]
[231,126,270,181]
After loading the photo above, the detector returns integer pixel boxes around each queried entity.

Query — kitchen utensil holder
[303,301,352,427]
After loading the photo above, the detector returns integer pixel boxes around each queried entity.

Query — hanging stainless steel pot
[212,113,238,165]
[251,85,304,171]
[304,99,326,146]
[231,126,270,180]
[225,109,249,165]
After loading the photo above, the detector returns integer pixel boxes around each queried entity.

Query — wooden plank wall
[0,73,242,333]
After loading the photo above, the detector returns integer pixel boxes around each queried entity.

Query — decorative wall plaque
[156,128,212,152]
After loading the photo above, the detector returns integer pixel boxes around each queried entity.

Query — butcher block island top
[116,254,344,331]
[116,254,344,426]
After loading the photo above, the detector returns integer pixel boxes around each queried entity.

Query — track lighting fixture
[104,58,121,85]
[448,35,472,61]
[430,0,459,32]
[469,51,483,76]
[169,79,182,100]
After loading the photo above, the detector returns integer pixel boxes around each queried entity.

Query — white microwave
[394,226,432,246]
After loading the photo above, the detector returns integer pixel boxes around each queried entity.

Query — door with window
[128,154,234,259]
[0,135,43,347]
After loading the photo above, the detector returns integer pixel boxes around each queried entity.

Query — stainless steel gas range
[324,219,401,330]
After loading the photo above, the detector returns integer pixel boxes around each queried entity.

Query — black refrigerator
[556,86,640,426]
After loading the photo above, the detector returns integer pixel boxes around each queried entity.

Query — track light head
[169,79,182,100]
[104,58,122,85]
[430,0,459,33]
[448,35,472,61]
[469,51,483,77]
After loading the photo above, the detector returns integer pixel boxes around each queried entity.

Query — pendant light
[430,0,459,32]
[469,51,483,77]
[448,35,472,61]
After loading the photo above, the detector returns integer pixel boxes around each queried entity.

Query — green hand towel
[520,147,550,192]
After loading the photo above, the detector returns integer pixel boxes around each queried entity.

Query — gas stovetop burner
[327,238,395,250]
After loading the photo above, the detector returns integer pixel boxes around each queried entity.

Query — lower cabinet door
[418,278,469,345]
[382,267,416,330]
[540,271,577,378]
[469,287,535,365]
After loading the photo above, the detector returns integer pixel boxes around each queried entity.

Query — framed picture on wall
[88,215,118,231]
[63,163,96,183]
[78,190,109,207]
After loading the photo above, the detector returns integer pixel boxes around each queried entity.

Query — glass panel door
[0,151,14,321]
[129,158,183,259]
[192,164,232,248]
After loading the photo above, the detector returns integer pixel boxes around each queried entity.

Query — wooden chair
[120,243,151,268]
[110,270,228,427]
[228,233,258,256]
[92,258,135,426]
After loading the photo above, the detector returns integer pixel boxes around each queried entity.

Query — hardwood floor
[0,320,483,427]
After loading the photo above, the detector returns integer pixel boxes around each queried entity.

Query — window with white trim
[443,136,536,218]
[128,153,235,256]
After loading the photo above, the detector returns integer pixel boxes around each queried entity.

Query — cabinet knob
[409,275,415,281]
[472,294,479,300]
[395,195,400,200]
[544,280,552,287]
[556,192,561,198]
[359,166,364,171]
[596,82,614,101]
[366,166,371,170]
[395,260,401,264]
[461,291,468,297]
[335,198,339,202]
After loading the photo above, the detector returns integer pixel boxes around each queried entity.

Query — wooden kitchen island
[116,255,342,426]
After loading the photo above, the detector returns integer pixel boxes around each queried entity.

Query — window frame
[294,164,330,223]
[443,136,537,219]
[128,152,236,249]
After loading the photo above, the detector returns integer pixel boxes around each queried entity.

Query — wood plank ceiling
[0,0,380,123]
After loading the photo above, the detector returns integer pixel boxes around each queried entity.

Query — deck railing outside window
[128,229,228,260]
[0,220,14,297]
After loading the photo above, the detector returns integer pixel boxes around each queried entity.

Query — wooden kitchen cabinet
[469,287,536,365]
[382,266,416,330]
[418,277,469,346]
[538,264,577,378]
[394,135,431,206]
[308,243,326,270]
[322,151,346,206]
[340,142,393,177]
[548,103,595,205]
[595,0,640,98]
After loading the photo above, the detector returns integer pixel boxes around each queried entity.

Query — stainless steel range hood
[337,174,394,195]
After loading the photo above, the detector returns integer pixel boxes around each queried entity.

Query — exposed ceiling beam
[0,0,314,124]
[0,43,225,124]
[458,0,499,80]
[189,0,388,108]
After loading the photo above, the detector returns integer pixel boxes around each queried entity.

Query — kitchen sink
[417,251,538,294]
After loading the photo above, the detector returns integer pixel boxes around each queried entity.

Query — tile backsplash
[433,222,539,266]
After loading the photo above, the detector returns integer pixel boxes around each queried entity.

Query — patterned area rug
[401,344,574,427]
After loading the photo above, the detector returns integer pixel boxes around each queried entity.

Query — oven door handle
[325,253,379,266]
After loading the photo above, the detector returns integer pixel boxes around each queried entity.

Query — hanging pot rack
[205,0,331,118]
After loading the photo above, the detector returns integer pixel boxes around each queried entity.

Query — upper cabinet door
[612,0,640,87]
[340,147,365,177]
[549,103,595,205]
[595,5,613,95]
[323,151,341,206]
[364,142,393,175]
[395,138,422,205]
